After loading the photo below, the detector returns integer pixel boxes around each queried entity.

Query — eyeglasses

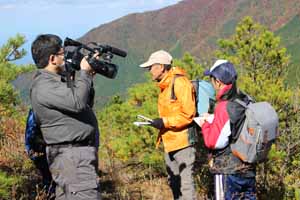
[55,51,64,56]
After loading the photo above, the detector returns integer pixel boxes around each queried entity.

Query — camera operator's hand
[80,56,94,74]
[80,53,100,75]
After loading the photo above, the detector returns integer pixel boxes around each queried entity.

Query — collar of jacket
[216,84,233,101]
[158,67,186,90]
[39,69,62,81]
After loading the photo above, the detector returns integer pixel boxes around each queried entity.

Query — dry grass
[0,115,27,169]
[99,160,211,200]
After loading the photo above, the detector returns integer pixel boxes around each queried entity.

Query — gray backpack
[230,99,279,164]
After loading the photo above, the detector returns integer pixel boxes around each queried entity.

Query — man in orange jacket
[140,50,197,200]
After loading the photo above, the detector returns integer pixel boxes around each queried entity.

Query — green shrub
[0,170,22,199]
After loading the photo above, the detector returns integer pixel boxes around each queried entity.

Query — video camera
[63,37,127,83]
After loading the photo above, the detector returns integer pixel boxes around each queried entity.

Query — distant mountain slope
[78,0,299,103]
[276,15,300,85]
[81,0,300,57]
[15,0,300,107]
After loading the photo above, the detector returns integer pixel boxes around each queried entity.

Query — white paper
[194,114,214,126]
[194,117,204,126]
[133,121,151,127]
[205,114,214,123]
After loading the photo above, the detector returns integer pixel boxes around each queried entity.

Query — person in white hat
[140,50,197,200]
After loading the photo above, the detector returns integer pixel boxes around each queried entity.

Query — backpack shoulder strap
[170,74,184,100]
[229,92,255,143]
[233,98,248,108]
[191,78,199,104]
[233,90,255,108]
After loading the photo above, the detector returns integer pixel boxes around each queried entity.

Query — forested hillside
[275,15,300,85]
[1,16,299,199]
[77,0,300,104]
[13,0,300,107]
[96,17,300,199]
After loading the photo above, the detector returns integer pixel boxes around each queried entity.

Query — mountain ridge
[15,0,300,106]
[79,0,299,103]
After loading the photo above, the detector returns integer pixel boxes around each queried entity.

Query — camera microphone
[101,45,127,58]
[64,37,95,52]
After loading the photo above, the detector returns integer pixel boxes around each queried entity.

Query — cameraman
[30,34,100,199]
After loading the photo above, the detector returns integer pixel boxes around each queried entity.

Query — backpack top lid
[172,77,216,116]
[198,80,215,99]
[196,80,216,115]
[246,101,279,140]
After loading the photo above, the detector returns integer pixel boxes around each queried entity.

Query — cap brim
[139,60,154,68]
[203,69,211,76]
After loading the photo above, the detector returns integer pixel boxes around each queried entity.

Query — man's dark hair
[31,34,62,68]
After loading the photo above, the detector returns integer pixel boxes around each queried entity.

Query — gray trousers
[46,145,100,200]
[165,146,196,200]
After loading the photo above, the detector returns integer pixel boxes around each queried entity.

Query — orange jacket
[156,67,196,152]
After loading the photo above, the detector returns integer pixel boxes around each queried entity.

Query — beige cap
[139,50,173,67]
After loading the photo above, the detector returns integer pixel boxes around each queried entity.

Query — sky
[0,0,181,64]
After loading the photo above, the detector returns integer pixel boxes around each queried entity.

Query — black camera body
[63,37,127,79]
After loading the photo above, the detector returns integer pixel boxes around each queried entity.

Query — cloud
[0,4,15,9]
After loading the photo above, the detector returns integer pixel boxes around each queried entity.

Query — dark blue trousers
[224,174,256,200]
